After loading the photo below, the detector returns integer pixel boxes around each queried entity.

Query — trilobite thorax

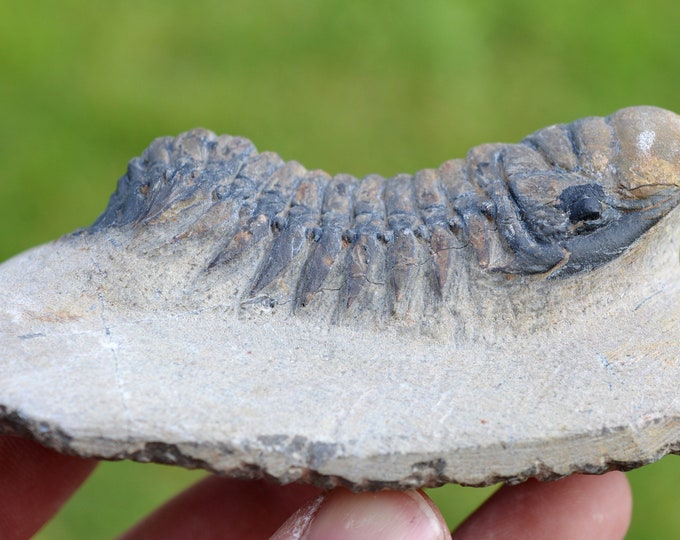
[91,106,680,322]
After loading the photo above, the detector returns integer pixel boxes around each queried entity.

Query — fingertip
[594,471,632,538]
[0,435,97,540]
[272,488,449,540]
[455,472,632,540]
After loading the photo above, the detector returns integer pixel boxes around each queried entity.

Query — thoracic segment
[91,106,680,313]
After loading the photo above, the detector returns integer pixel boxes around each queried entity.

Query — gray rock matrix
[1,106,679,489]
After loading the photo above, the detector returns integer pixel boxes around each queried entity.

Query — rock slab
[1,107,679,489]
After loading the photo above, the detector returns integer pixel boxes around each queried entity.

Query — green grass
[33,462,207,539]
[2,0,680,537]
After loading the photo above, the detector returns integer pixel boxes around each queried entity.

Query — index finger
[0,435,97,540]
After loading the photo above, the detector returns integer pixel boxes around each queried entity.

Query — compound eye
[558,183,605,224]
[568,196,602,222]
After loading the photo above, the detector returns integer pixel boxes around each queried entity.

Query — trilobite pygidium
[94,106,680,313]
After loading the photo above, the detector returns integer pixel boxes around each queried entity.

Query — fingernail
[272,488,448,540]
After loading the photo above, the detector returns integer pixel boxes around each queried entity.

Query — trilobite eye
[568,196,602,222]
[558,183,605,224]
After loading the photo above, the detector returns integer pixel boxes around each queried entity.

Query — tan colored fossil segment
[0,107,679,489]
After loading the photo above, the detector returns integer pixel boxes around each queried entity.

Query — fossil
[0,106,678,489]
[89,106,680,323]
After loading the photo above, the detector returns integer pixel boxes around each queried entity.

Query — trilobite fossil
[91,106,680,319]
[1,106,679,490]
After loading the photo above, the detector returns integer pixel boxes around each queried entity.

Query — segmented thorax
[92,106,680,319]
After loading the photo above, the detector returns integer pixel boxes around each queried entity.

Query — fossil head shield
[0,106,678,489]
[472,105,680,276]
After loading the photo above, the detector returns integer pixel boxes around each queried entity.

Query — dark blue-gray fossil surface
[92,106,679,314]
[0,106,678,489]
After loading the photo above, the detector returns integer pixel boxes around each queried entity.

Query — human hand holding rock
[1,436,631,539]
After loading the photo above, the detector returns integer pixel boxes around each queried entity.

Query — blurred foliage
[1,0,679,537]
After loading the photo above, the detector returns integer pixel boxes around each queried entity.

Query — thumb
[271,488,449,540]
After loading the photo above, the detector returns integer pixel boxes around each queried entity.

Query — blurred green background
[1,0,679,537]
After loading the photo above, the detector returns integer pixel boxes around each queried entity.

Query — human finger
[0,435,97,540]
[120,476,320,540]
[271,487,450,540]
[454,472,632,540]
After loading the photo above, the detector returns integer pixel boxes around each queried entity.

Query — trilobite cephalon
[93,106,680,313]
